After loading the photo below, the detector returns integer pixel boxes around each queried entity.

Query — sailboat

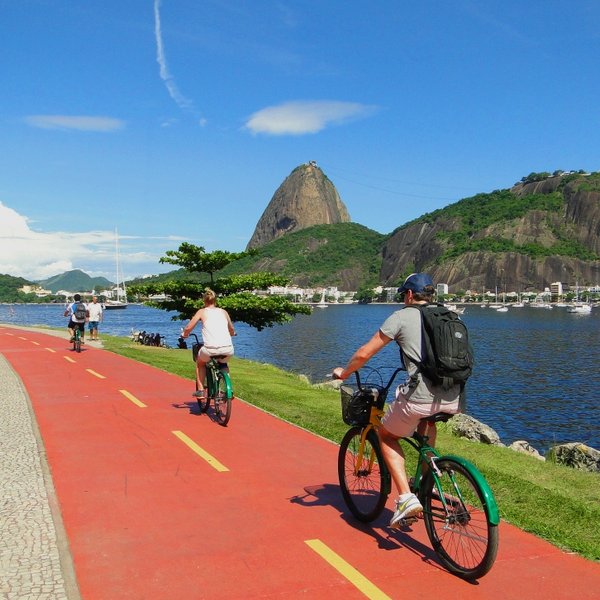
[315,290,328,308]
[104,229,128,310]
[567,282,591,314]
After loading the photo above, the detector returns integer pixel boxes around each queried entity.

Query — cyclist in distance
[182,288,236,399]
[333,273,462,528]
[64,293,89,344]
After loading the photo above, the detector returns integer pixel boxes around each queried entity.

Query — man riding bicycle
[64,293,89,344]
[333,273,462,528]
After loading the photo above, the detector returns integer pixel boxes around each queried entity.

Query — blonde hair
[203,288,217,305]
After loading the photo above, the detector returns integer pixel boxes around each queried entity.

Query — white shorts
[197,345,233,364]
[381,397,461,438]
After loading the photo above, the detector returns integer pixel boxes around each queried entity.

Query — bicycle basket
[340,385,382,426]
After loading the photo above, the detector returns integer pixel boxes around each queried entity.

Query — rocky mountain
[228,171,599,292]
[246,162,351,249]
[38,269,113,293]
[380,172,600,292]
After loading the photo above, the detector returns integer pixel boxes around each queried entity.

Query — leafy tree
[354,286,377,304]
[128,243,311,330]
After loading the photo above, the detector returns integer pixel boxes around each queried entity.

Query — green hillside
[219,222,387,289]
[0,274,35,302]
[38,269,113,293]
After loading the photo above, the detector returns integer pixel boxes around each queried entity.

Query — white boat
[315,291,328,308]
[496,306,509,313]
[567,303,592,314]
[445,304,465,315]
[567,282,591,314]
[104,228,128,310]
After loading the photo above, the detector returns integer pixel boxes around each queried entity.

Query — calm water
[1,302,598,453]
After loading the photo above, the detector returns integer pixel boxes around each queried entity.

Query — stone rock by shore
[546,442,600,473]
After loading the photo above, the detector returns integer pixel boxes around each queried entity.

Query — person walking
[87,296,103,341]
[181,289,236,398]
[333,273,462,528]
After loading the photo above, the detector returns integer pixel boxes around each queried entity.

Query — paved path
[1,325,599,599]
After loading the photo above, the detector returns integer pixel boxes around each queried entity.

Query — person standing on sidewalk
[87,296,103,341]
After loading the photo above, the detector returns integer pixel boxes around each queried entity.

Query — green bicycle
[337,368,499,580]
[189,333,233,426]
[71,326,82,353]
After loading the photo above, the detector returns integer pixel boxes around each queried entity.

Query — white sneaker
[390,493,422,528]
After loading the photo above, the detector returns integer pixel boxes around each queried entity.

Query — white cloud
[24,115,125,132]
[154,0,195,111]
[0,202,182,281]
[244,100,378,135]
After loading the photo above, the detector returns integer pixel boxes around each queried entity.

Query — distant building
[437,283,449,296]
[550,281,563,302]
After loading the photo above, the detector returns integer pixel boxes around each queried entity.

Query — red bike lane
[2,326,599,599]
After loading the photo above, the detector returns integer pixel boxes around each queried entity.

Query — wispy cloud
[0,202,184,281]
[154,0,195,112]
[244,100,378,135]
[24,115,124,132]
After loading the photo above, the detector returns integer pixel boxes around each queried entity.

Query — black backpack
[74,302,87,320]
[408,303,474,389]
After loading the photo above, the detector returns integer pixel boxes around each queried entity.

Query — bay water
[1,302,598,454]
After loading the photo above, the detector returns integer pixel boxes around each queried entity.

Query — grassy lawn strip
[102,335,600,562]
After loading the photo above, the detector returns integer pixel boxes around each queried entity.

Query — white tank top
[201,307,233,350]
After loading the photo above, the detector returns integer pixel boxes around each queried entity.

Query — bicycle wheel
[422,458,499,580]
[74,333,81,353]
[338,426,389,522]
[213,371,232,426]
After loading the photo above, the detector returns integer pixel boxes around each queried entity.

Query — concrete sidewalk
[0,352,79,600]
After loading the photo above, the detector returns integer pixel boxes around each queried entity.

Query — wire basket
[340,384,383,426]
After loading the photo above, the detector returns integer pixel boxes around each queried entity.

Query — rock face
[380,174,600,291]
[247,162,351,249]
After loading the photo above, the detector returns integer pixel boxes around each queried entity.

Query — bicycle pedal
[398,516,418,527]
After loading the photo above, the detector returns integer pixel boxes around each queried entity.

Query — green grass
[102,334,600,562]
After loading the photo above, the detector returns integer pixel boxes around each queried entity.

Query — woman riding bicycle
[182,288,236,399]
[333,273,462,529]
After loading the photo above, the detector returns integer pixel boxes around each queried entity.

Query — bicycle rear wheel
[213,371,232,426]
[338,426,389,522]
[422,458,499,580]
[74,333,81,353]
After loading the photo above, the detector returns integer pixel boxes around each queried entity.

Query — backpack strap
[399,304,429,386]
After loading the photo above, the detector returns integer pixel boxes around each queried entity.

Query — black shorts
[69,320,85,333]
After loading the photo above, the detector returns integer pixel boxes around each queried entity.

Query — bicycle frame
[403,434,500,526]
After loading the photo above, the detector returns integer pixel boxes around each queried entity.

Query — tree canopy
[128,243,311,330]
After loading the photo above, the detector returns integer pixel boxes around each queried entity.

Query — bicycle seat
[422,412,454,423]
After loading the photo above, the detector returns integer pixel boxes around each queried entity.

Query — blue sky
[1,1,599,281]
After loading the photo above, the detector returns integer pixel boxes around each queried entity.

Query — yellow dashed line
[45,348,56,353]
[31,341,40,346]
[18,336,27,340]
[305,539,392,600]
[172,431,229,472]
[86,369,106,379]
[63,356,76,363]
[119,389,147,408]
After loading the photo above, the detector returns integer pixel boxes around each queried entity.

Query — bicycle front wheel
[338,426,389,522]
[422,458,499,580]
[213,372,232,426]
